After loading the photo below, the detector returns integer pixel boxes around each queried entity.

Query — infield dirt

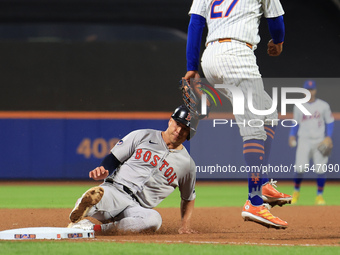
[1,206,339,246]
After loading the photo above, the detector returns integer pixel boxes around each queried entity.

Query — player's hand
[267,39,283,56]
[182,71,211,108]
[89,166,109,180]
[178,226,199,234]
[183,71,200,85]
[288,136,297,148]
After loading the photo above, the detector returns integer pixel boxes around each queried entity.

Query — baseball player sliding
[184,0,291,229]
[68,105,199,234]
[289,80,334,205]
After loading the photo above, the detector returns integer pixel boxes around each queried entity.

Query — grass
[0,181,339,254]
[0,241,339,255]
[0,185,93,208]
[1,182,339,208]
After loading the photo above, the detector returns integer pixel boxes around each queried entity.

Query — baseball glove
[317,137,333,157]
[179,79,210,118]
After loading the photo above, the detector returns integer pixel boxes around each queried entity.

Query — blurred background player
[68,105,199,234]
[289,80,334,205]
[184,0,291,229]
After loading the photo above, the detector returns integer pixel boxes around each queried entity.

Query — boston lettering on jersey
[135,149,177,185]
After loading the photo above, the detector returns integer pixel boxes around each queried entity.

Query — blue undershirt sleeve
[289,124,299,137]
[187,14,206,71]
[326,122,334,137]
[100,153,121,174]
[266,16,285,44]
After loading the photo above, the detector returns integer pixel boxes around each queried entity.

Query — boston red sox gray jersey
[189,0,284,45]
[109,129,196,208]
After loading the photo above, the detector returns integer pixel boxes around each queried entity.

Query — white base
[0,227,95,240]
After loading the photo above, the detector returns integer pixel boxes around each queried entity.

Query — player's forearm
[186,14,206,71]
[180,199,195,228]
[89,153,121,180]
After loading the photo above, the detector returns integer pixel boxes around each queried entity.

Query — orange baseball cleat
[241,200,288,229]
[262,179,292,207]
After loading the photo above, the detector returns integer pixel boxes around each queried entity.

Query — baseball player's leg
[203,44,265,203]
[236,78,270,208]
[69,186,104,223]
[234,78,268,141]
[73,206,162,234]
[315,174,327,205]
[202,42,287,228]
[262,90,279,184]
[242,137,288,229]
[261,107,292,206]
[261,125,275,186]
[69,182,132,224]
[237,84,287,227]
[292,173,303,204]
[313,145,328,205]
[113,205,162,232]
[292,139,311,204]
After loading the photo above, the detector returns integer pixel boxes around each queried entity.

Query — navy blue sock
[294,173,303,191]
[317,174,326,195]
[244,139,265,206]
[262,126,276,185]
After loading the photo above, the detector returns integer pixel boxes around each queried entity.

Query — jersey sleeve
[187,14,206,71]
[323,102,334,124]
[111,130,142,163]
[189,0,208,18]
[293,105,302,124]
[266,16,285,44]
[261,0,285,18]
[178,157,196,201]
[289,124,299,137]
